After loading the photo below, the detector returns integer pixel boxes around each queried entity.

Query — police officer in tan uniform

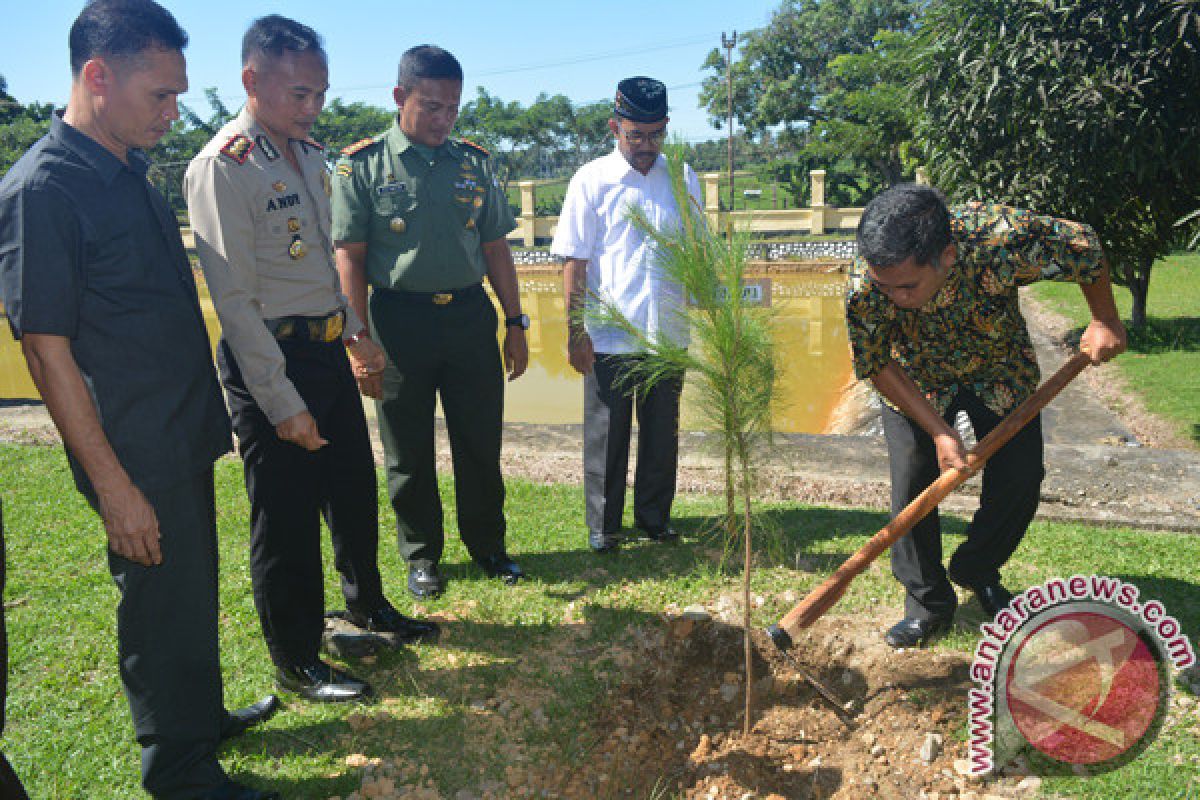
[185,15,436,703]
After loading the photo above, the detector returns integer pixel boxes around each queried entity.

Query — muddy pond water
[0,271,852,434]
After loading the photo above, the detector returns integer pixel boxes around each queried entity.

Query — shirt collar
[50,111,149,184]
[386,119,455,158]
[602,147,665,181]
[236,105,264,138]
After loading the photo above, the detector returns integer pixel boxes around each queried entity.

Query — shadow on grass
[440,504,908,600]
[1061,316,1200,354]
[1111,574,1200,636]
[221,605,668,797]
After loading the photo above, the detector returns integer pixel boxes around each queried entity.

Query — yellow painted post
[809,169,827,235]
[519,180,537,247]
[703,172,723,232]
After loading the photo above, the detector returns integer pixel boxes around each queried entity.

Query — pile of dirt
[516,612,1048,800]
[335,604,1200,798]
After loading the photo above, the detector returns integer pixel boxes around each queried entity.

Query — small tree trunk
[724,439,736,538]
[737,432,755,738]
[1128,257,1152,329]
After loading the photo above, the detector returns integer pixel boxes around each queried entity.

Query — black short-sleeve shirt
[0,114,231,496]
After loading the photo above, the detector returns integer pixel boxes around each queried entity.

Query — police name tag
[376,183,407,196]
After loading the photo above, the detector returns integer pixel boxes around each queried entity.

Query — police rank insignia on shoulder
[256,135,279,161]
[458,138,489,156]
[341,138,375,156]
[336,163,353,178]
[220,134,255,164]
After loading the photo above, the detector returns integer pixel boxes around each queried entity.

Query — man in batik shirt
[846,184,1126,648]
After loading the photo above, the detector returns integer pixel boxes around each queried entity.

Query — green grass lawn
[2,444,1198,798]
[1030,251,1200,446]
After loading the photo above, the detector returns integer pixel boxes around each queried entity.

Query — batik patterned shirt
[846,202,1105,416]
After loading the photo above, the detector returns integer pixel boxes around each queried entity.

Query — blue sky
[2,0,780,142]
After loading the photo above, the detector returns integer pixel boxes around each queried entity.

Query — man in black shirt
[0,504,29,799]
[0,2,276,798]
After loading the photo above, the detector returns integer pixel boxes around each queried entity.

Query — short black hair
[241,15,326,66]
[69,0,188,76]
[857,183,952,270]
[397,45,463,89]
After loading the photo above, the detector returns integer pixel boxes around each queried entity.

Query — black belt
[380,283,485,306]
[264,310,345,342]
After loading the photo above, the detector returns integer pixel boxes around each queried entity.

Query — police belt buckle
[317,313,346,342]
[432,292,453,305]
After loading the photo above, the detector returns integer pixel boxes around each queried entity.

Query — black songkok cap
[614,76,668,123]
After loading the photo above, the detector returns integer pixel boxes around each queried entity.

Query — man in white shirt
[551,76,701,553]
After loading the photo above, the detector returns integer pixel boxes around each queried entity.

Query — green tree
[0,77,54,177]
[457,87,531,191]
[311,98,392,155]
[561,99,612,167]
[918,0,1200,327]
[699,0,920,187]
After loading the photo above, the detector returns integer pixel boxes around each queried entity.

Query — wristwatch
[505,313,530,330]
[343,330,369,347]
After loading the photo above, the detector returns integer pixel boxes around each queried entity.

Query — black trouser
[370,285,507,567]
[584,353,683,538]
[219,337,385,669]
[883,391,1044,620]
[99,470,228,799]
[0,502,30,800]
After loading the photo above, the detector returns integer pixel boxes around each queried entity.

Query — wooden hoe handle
[767,352,1092,651]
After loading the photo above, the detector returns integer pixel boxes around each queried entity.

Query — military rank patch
[336,163,353,178]
[458,138,489,156]
[256,135,280,161]
[220,134,255,164]
[341,138,375,156]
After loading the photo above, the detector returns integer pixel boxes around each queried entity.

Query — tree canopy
[918,0,1200,327]
[699,0,921,189]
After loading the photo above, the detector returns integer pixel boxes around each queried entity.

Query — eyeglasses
[619,126,667,146]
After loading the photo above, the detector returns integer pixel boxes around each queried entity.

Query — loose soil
[341,610,1065,800]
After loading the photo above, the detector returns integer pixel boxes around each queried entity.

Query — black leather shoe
[638,526,680,543]
[408,564,444,598]
[220,694,280,741]
[476,554,524,585]
[884,616,953,648]
[203,779,280,800]
[975,584,1015,617]
[276,661,372,702]
[346,604,440,643]
[589,532,621,553]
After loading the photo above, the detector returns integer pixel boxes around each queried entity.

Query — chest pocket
[84,228,145,289]
[372,185,418,242]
